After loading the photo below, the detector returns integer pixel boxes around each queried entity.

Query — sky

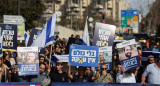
[125,0,155,16]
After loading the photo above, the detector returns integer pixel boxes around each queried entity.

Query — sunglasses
[101,68,107,70]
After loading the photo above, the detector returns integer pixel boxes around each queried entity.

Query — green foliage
[0,0,46,31]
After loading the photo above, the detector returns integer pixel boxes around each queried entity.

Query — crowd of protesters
[0,34,160,86]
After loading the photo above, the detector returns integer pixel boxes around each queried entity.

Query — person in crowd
[50,61,68,82]
[45,47,50,59]
[134,47,146,83]
[7,51,16,66]
[0,57,9,82]
[39,54,45,63]
[85,67,94,77]
[68,62,99,82]
[116,67,136,83]
[147,55,155,64]
[141,57,160,85]
[30,62,51,86]
[94,64,113,83]
[25,52,38,64]
[124,45,132,59]
[99,52,108,63]
[114,33,119,40]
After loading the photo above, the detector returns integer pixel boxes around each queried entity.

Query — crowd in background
[0,33,160,86]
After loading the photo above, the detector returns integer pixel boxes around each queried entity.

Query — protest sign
[69,45,99,67]
[27,28,41,46]
[17,47,39,76]
[116,39,140,71]
[99,46,112,70]
[93,22,116,47]
[0,24,17,51]
[0,28,3,57]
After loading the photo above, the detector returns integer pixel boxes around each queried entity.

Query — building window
[72,0,78,4]
[97,0,102,5]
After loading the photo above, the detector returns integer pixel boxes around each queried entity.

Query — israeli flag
[0,28,3,57]
[31,13,56,47]
[82,17,90,46]
[24,31,30,47]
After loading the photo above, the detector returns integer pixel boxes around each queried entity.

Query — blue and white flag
[0,27,3,57]
[31,13,56,47]
[24,31,30,47]
[82,17,90,46]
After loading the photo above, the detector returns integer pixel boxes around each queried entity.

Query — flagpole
[49,45,52,68]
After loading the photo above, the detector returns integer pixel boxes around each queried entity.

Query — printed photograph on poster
[99,46,112,63]
[92,22,116,47]
[17,47,39,76]
[116,39,138,60]
[116,39,140,71]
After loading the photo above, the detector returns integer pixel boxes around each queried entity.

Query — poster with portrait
[116,39,140,71]
[0,24,17,51]
[93,22,116,47]
[99,46,112,70]
[69,45,99,67]
[17,47,39,76]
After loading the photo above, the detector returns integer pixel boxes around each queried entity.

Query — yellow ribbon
[101,40,106,47]
[6,40,11,48]
[78,57,83,64]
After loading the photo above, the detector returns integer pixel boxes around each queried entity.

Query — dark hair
[85,67,91,70]
[157,57,160,62]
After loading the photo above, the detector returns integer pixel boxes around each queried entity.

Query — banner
[0,82,40,86]
[0,24,17,50]
[66,38,84,54]
[17,24,25,40]
[116,39,140,71]
[52,83,159,86]
[99,46,112,70]
[69,45,99,67]
[142,51,160,61]
[93,22,116,47]
[27,28,41,46]
[17,47,39,76]
[0,27,3,57]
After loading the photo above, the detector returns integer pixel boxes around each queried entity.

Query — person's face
[78,67,85,76]
[27,53,35,61]
[124,46,132,58]
[117,65,122,73]
[138,49,142,59]
[56,64,63,71]
[101,64,107,73]
[149,57,154,64]
[99,53,104,61]
[39,57,44,63]
[85,67,91,75]
[39,64,45,74]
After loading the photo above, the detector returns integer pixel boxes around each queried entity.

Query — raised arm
[67,62,73,80]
